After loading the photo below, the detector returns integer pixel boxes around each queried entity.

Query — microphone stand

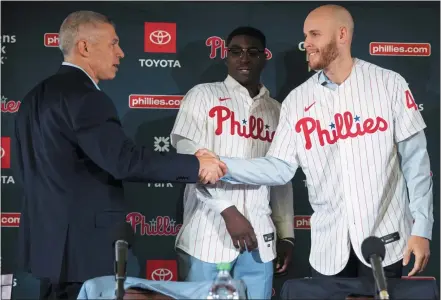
[114,240,128,300]
[373,280,389,300]
[115,276,125,300]
[370,256,389,300]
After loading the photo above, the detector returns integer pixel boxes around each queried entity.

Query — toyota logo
[150,268,173,281]
[0,147,4,158]
[149,30,171,45]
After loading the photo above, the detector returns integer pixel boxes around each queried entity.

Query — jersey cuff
[194,185,235,214]
[207,201,235,214]
[411,218,433,240]
[395,125,426,143]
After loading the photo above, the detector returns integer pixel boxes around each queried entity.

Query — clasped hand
[195,148,226,184]
[195,149,258,252]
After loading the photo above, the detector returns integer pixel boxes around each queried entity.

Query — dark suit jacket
[14,65,200,283]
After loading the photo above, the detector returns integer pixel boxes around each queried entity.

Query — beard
[308,38,339,71]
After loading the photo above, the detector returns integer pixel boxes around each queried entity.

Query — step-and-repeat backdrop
[1,1,439,299]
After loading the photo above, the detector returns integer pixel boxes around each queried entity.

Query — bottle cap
[216,262,231,271]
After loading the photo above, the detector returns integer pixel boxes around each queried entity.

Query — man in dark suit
[13,10,226,300]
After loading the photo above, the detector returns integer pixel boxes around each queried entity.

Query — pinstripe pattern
[170,75,282,263]
[267,58,426,275]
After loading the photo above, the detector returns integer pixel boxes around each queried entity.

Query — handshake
[195,149,227,184]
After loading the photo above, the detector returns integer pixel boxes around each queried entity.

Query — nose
[117,45,125,59]
[239,51,251,62]
[304,38,312,50]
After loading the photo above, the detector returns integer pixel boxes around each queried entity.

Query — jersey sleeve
[270,182,295,239]
[266,94,299,166]
[391,74,427,143]
[170,85,209,148]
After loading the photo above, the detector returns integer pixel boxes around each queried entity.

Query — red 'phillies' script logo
[205,36,273,60]
[296,111,388,150]
[1,97,20,113]
[126,213,181,236]
[209,106,275,142]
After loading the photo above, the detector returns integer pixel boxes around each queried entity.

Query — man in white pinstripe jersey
[198,4,433,280]
[170,27,295,299]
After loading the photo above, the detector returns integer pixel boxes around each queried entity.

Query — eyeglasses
[227,47,266,58]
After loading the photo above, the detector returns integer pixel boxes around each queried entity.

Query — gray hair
[58,11,114,56]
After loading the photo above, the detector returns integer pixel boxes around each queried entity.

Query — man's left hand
[275,239,294,274]
[403,235,430,276]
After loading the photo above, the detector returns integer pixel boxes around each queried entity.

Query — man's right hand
[195,148,218,159]
[197,154,227,184]
[221,206,258,252]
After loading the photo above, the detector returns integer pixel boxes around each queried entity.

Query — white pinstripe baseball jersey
[266,58,427,275]
[170,75,293,263]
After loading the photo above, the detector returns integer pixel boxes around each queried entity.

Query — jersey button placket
[249,99,259,155]
[333,88,354,226]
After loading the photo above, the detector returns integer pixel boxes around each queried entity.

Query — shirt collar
[317,58,359,91]
[62,62,101,90]
[317,70,338,91]
[224,74,269,100]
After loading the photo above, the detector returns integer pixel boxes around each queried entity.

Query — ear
[339,26,348,43]
[77,39,91,57]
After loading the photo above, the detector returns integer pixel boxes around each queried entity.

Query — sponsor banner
[144,22,176,53]
[1,137,11,169]
[146,183,173,188]
[1,176,15,184]
[126,213,182,236]
[294,215,310,230]
[1,34,17,65]
[129,95,183,109]
[369,42,431,56]
[138,59,181,68]
[146,260,177,281]
[1,96,21,113]
[1,213,21,227]
[206,36,272,60]
[153,137,170,152]
[44,33,59,47]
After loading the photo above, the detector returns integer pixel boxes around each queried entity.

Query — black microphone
[112,222,135,300]
[361,236,389,300]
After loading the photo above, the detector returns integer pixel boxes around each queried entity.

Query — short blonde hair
[58,10,114,56]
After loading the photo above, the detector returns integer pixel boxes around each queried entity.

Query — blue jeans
[177,249,273,299]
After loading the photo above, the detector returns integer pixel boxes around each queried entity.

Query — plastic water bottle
[207,262,240,299]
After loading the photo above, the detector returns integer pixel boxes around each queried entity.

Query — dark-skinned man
[169,26,295,299]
